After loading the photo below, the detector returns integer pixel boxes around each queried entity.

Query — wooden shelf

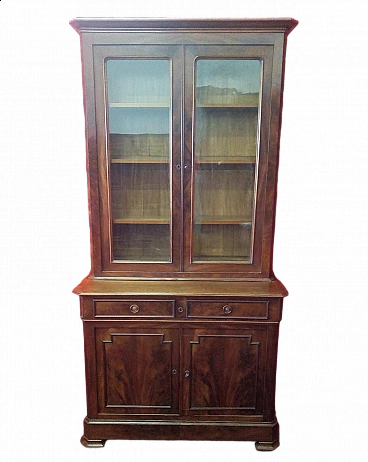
[109,102,170,108]
[196,156,256,164]
[197,103,258,108]
[193,255,250,262]
[195,216,252,225]
[111,157,169,164]
[113,218,170,225]
[111,157,255,164]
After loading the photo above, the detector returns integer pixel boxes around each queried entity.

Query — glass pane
[106,59,171,262]
[193,59,262,263]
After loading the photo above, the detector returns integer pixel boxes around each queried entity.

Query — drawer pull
[184,370,190,378]
[172,369,177,375]
[129,304,140,314]
[223,305,232,315]
[178,306,184,313]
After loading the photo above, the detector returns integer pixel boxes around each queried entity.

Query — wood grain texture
[187,300,269,320]
[73,277,288,298]
[183,328,266,415]
[93,299,175,318]
[96,327,179,415]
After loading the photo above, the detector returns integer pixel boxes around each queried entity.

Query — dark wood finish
[70,17,298,34]
[95,327,179,415]
[93,299,175,318]
[73,278,288,298]
[71,17,296,451]
[182,328,267,415]
[187,300,269,319]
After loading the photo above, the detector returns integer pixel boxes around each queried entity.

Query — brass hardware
[130,304,140,314]
[178,306,184,313]
[176,164,181,169]
[184,370,190,377]
[184,164,188,169]
[172,369,177,375]
[223,305,232,314]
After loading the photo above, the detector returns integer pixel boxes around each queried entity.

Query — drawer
[187,300,269,320]
[93,299,175,318]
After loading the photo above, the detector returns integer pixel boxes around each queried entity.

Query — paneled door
[182,328,268,416]
[95,327,180,416]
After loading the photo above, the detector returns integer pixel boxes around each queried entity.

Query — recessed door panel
[95,327,179,415]
[183,328,267,416]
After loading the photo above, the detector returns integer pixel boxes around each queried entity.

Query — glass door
[193,59,261,263]
[184,46,273,273]
[93,46,182,273]
[106,59,171,262]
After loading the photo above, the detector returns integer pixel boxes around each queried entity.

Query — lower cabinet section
[81,296,282,450]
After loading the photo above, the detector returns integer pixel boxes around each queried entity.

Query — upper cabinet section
[71,18,297,278]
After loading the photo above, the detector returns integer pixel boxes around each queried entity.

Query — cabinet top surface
[73,277,288,298]
[70,17,298,34]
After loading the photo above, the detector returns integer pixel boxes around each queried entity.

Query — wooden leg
[255,439,280,451]
[80,435,106,448]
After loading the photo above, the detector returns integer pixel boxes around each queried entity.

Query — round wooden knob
[223,305,232,314]
[130,304,140,314]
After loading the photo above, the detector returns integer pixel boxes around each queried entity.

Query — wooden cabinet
[71,18,297,451]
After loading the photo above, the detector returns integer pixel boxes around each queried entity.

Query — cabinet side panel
[82,316,99,417]
[79,33,103,274]
[263,34,286,277]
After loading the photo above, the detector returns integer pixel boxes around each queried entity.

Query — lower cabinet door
[95,327,179,415]
[182,328,268,416]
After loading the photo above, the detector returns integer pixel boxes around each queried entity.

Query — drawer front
[187,300,269,320]
[93,299,175,318]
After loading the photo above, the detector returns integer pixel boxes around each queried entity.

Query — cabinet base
[80,435,106,448]
[81,417,279,450]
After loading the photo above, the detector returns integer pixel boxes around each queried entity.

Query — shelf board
[195,216,252,225]
[193,256,251,262]
[109,102,170,108]
[111,157,255,164]
[113,218,170,225]
[196,156,256,164]
[197,103,258,108]
[111,157,169,164]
